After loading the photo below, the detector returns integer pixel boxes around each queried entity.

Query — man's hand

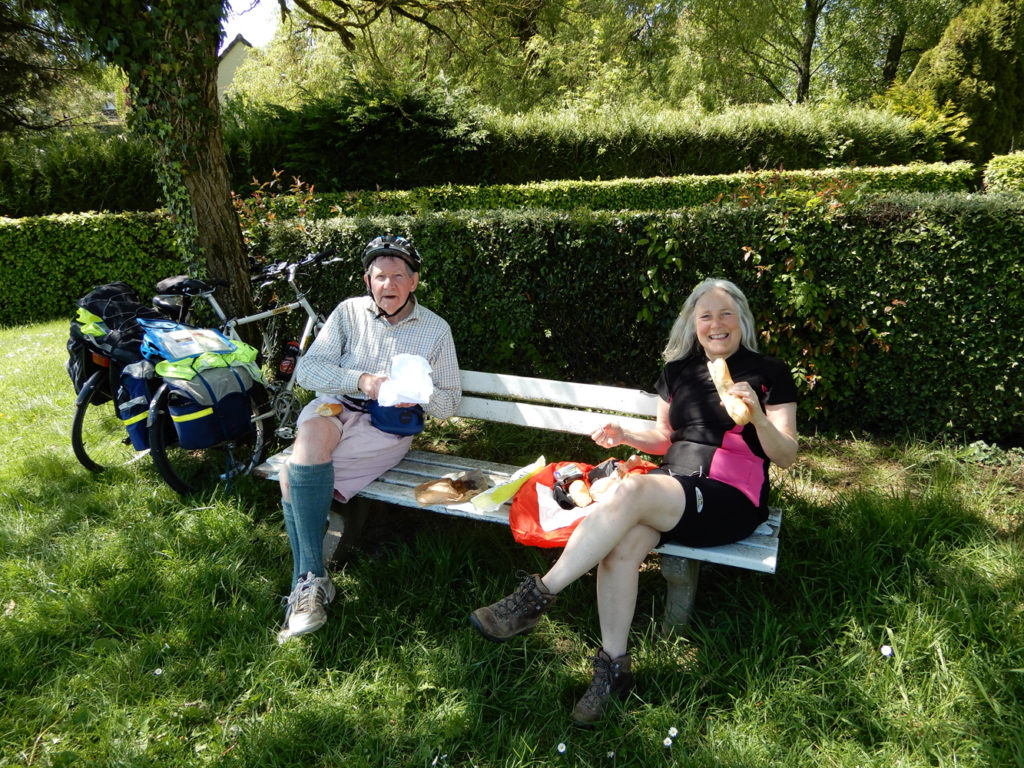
[358,373,387,399]
[358,373,417,407]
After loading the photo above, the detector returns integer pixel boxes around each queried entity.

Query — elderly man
[279,236,460,638]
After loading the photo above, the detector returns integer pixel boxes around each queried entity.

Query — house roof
[219,34,253,60]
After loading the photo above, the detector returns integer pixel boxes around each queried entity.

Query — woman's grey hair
[662,278,758,362]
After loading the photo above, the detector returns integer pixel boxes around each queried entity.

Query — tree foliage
[227,0,970,114]
[0,0,94,131]
[230,0,688,113]
[905,0,1024,161]
[58,0,254,319]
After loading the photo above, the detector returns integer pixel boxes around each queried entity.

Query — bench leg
[322,498,369,566]
[660,556,700,633]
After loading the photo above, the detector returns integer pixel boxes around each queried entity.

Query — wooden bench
[254,369,782,631]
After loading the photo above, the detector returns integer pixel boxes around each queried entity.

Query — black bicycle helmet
[361,236,421,273]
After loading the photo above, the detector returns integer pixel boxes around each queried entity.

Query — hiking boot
[572,650,634,726]
[468,571,556,642]
[283,571,336,637]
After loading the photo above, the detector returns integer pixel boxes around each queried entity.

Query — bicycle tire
[71,370,145,472]
[147,381,272,496]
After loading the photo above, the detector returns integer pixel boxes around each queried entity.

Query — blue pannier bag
[165,365,255,449]
[117,360,158,450]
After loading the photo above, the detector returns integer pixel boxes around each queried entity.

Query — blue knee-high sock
[281,498,301,590]
[285,461,335,584]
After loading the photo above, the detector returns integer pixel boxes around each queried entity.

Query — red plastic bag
[509,458,656,548]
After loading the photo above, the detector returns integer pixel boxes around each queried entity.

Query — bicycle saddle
[155,275,218,295]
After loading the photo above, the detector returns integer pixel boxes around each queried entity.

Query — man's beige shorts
[294,396,413,502]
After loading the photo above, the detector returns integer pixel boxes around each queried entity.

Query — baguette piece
[589,474,618,501]
[316,402,344,417]
[568,479,593,507]
[707,358,751,426]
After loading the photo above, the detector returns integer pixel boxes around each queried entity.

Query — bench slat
[458,396,656,436]
[255,448,779,574]
[461,371,660,417]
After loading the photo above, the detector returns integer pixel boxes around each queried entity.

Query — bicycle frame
[197,261,327,439]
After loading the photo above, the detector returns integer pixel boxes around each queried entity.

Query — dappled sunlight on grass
[1,320,1022,767]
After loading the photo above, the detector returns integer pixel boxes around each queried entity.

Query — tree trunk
[880,21,908,87]
[182,41,257,341]
[795,0,824,103]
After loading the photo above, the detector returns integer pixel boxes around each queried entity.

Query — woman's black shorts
[650,468,769,548]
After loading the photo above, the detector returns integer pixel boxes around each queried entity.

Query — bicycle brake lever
[301,246,338,267]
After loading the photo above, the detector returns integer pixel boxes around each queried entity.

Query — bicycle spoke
[72,375,148,472]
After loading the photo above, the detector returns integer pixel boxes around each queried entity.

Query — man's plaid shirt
[296,295,461,419]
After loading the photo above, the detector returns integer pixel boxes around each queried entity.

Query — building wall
[218,35,252,100]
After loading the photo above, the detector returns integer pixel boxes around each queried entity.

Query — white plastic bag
[377,354,434,406]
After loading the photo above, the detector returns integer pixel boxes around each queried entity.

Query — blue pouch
[343,397,424,436]
[137,319,235,362]
[368,401,425,436]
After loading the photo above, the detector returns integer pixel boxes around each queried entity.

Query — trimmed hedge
[251,199,1024,445]
[0,212,185,326]
[0,132,161,218]
[984,151,1024,192]
[1,105,961,217]
[257,162,978,218]
[226,102,960,191]
[5,196,1022,444]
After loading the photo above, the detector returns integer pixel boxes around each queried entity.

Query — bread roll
[316,402,344,417]
[707,358,751,426]
[568,479,593,507]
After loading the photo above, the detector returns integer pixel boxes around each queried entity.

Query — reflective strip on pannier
[164,364,255,449]
[117,360,158,450]
[171,407,214,423]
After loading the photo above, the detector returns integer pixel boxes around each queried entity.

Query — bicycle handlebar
[158,247,343,295]
[252,246,341,288]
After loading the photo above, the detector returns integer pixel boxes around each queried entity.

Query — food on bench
[707,358,751,425]
[415,469,489,505]
[585,454,653,502]
[552,464,590,509]
[472,456,546,511]
[316,402,344,417]
[568,479,593,507]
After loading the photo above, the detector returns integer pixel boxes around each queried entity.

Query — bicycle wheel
[71,370,146,472]
[147,381,272,496]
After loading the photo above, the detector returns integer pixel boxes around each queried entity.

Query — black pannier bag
[66,322,116,404]
[67,282,165,403]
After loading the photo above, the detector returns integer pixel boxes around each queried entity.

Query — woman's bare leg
[541,473,684,594]
[596,524,661,658]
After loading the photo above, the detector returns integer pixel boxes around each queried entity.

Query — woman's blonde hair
[662,278,758,362]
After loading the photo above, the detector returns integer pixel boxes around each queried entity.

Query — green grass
[2,319,1023,767]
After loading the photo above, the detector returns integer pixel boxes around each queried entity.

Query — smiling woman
[468,276,800,726]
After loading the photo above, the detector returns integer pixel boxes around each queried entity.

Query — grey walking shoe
[281,571,336,639]
[572,649,634,726]
[468,571,556,642]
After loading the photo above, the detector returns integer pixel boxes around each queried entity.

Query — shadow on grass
[657,486,1021,765]
[4,425,1022,766]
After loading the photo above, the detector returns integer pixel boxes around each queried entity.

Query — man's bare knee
[290,418,342,465]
